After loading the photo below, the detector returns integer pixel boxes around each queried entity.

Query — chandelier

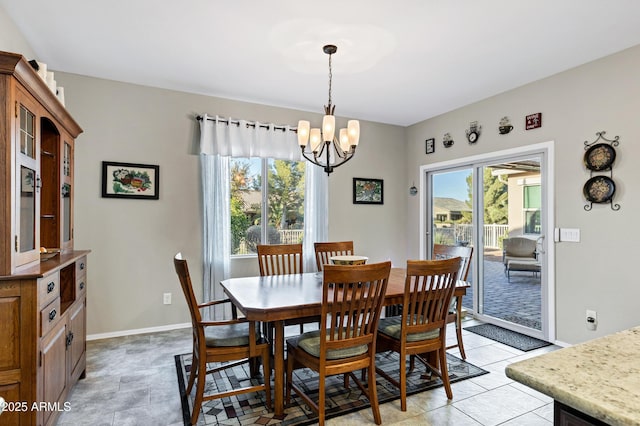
[297,45,360,175]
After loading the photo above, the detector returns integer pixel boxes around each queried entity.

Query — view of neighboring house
[433,197,471,222]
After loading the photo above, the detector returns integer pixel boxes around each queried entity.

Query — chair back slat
[433,244,473,280]
[257,244,303,276]
[314,241,354,271]
[402,258,461,338]
[321,261,391,353]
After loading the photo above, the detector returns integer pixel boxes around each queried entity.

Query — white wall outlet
[586,309,597,330]
[163,293,172,305]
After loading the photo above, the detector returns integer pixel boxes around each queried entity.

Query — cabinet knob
[47,282,55,293]
[48,309,57,322]
[79,281,85,290]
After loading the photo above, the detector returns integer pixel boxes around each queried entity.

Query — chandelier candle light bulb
[297,44,360,175]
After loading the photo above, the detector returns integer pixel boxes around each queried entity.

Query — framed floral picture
[101,161,159,200]
[353,177,383,205]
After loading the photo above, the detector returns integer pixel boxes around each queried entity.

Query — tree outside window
[230,158,305,255]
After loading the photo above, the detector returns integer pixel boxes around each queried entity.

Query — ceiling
[3,1,640,126]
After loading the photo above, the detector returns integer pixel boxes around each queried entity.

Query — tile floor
[57,318,559,426]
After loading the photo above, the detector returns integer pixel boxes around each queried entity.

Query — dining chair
[173,253,271,425]
[286,261,391,426]
[257,243,318,342]
[433,244,473,359]
[257,243,303,276]
[375,257,461,411]
[313,240,354,271]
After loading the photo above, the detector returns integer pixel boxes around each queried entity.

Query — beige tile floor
[57,318,559,426]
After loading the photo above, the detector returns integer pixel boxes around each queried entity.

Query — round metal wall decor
[583,175,615,204]
[584,143,616,171]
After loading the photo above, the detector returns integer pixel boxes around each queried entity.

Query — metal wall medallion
[583,131,620,211]
[443,133,454,148]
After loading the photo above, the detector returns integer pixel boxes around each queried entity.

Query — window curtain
[198,114,326,317]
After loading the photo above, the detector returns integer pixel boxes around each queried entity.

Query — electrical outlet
[163,293,172,305]
[586,309,597,330]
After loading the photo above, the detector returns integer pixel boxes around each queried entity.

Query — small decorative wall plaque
[525,113,542,130]
[443,133,454,148]
[425,138,435,154]
[465,121,481,144]
[499,116,513,134]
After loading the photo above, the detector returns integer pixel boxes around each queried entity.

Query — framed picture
[353,177,383,205]
[426,138,435,154]
[101,161,159,200]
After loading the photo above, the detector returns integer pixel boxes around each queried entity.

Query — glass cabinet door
[62,141,73,247]
[15,94,41,266]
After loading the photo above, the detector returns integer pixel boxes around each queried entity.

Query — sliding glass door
[426,147,551,341]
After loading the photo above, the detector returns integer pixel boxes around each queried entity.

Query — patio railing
[434,224,509,248]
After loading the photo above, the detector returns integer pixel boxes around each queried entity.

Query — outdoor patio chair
[503,237,541,281]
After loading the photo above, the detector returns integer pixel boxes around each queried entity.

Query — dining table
[220,267,469,416]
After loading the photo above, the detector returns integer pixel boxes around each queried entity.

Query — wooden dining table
[220,267,469,416]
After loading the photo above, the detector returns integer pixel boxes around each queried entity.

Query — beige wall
[0,6,35,59]
[406,45,640,344]
[50,72,406,336]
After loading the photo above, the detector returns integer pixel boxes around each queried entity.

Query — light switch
[560,228,580,242]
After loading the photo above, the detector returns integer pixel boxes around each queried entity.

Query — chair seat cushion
[378,316,439,342]
[293,329,368,360]
[204,322,258,347]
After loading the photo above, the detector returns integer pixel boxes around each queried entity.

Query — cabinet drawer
[38,272,60,309]
[40,297,61,337]
[76,256,87,278]
[76,276,87,297]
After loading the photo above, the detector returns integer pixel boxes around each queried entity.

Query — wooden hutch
[0,51,89,425]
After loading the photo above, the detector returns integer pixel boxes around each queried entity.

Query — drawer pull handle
[66,332,75,347]
[48,309,57,322]
[80,262,85,270]
[79,282,85,290]
[47,282,55,293]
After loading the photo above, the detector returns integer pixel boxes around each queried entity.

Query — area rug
[175,351,488,425]
[464,323,551,351]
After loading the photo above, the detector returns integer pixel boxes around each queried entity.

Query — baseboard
[87,322,191,341]
[552,339,572,348]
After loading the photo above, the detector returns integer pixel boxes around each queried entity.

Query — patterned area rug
[175,351,488,425]
[464,323,551,351]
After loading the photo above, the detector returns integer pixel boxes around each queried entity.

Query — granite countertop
[505,326,640,426]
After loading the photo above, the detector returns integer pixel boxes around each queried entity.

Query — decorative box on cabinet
[0,50,88,426]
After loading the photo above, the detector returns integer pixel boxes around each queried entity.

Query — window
[523,185,541,234]
[230,157,305,255]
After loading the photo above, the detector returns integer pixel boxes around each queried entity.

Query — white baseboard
[87,322,191,341]
[552,340,571,348]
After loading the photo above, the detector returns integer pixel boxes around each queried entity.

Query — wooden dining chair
[286,261,391,426]
[433,244,473,359]
[375,257,461,411]
[257,243,303,276]
[257,243,317,339]
[313,240,354,271]
[173,253,271,425]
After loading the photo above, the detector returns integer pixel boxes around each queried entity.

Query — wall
[0,6,35,58]
[406,45,640,344]
[48,72,406,336]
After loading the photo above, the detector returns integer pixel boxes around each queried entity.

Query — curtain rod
[196,115,297,132]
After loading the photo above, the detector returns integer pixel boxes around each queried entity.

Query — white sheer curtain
[198,114,327,317]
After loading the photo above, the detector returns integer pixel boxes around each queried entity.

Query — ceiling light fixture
[297,44,359,176]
